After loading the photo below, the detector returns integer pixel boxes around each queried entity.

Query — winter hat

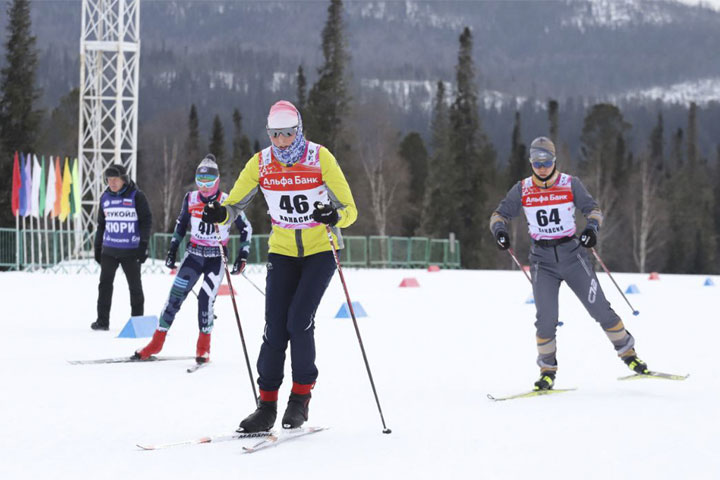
[529,136,556,162]
[104,163,129,183]
[267,100,300,129]
[196,154,220,178]
[267,101,307,167]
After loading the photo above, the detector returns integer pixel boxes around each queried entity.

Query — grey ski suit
[490,173,635,371]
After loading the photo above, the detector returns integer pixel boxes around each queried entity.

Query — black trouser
[257,251,337,392]
[97,253,144,325]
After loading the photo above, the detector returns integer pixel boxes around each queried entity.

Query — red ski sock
[259,389,278,402]
[291,382,315,396]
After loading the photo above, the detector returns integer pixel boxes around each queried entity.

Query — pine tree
[296,65,307,112]
[306,0,350,152]
[649,112,664,172]
[0,0,42,226]
[422,81,451,236]
[579,103,631,265]
[687,102,698,166]
[398,132,428,236]
[185,104,201,166]
[447,27,495,268]
[507,111,526,190]
[209,114,225,168]
[230,108,251,188]
[547,99,559,146]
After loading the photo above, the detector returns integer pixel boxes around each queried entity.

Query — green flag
[72,158,81,218]
[38,156,46,217]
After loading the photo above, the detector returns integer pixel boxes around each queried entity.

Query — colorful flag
[59,157,72,221]
[11,152,21,217]
[71,158,81,218]
[23,154,32,217]
[30,154,42,218]
[19,153,27,216]
[38,156,46,218]
[45,156,56,218]
[53,156,62,217]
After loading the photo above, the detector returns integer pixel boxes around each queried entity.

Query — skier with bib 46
[133,155,252,364]
[489,136,650,391]
[201,101,357,432]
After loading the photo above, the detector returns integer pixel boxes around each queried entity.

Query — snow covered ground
[1,266,718,479]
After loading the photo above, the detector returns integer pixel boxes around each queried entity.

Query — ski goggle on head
[195,175,219,188]
[267,126,298,138]
[529,148,556,169]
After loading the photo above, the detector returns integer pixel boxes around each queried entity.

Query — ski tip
[136,444,154,451]
[486,393,497,401]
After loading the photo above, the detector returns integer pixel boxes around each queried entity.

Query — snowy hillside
[1,266,719,479]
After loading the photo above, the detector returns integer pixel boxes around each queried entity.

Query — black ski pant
[256,251,336,392]
[96,253,144,326]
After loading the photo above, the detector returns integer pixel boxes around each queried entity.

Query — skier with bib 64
[201,101,357,432]
[489,136,651,391]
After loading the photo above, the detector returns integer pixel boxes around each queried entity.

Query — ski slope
[1,266,718,479]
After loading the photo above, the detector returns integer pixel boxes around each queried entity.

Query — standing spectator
[91,164,152,331]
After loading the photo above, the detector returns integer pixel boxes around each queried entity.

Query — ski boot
[196,332,211,364]
[238,399,277,433]
[132,330,167,360]
[533,371,556,391]
[90,320,109,331]
[282,392,312,429]
[623,354,649,374]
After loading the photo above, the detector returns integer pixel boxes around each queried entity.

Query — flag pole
[15,214,20,271]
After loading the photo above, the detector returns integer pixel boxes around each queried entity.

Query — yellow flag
[59,157,73,221]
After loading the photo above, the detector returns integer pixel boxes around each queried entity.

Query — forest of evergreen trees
[2,0,719,274]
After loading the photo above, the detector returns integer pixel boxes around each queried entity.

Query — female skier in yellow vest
[201,100,357,432]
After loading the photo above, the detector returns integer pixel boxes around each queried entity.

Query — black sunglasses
[267,126,298,138]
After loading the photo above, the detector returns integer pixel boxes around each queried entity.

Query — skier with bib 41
[489,136,650,391]
[201,100,357,432]
[133,155,252,364]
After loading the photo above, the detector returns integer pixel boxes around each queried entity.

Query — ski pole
[590,247,639,316]
[241,272,266,297]
[507,247,532,284]
[214,225,259,405]
[324,225,391,434]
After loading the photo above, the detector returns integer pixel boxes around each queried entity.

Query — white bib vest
[258,142,329,229]
[521,174,576,240]
[188,191,231,246]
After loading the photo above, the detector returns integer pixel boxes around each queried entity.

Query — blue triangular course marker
[624,284,640,294]
[117,315,158,338]
[335,301,367,318]
[525,294,535,304]
[704,277,715,286]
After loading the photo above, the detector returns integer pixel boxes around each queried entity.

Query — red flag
[11,152,21,216]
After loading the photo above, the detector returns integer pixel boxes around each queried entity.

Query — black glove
[311,203,339,226]
[94,248,102,264]
[495,230,510,250]
[579,228,597,248]
[202,201,227,224]
[231,258,246,275]
[136,242,149,264]
[165,248,177,269]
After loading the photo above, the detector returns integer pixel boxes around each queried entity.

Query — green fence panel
[409,237,429,266]
[0,228,460,270]
[0,228,18,268]
[342,236,368,266]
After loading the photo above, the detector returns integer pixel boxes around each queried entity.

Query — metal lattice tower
[78,0,140,249]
